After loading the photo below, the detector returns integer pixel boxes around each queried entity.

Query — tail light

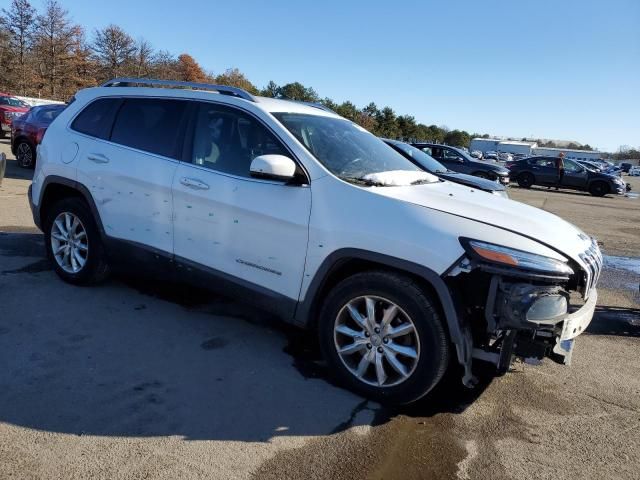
[36,127,47,144]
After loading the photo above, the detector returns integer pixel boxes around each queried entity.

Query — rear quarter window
[70,98,121,139]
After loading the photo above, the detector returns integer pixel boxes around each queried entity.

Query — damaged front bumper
[447,240,601,382]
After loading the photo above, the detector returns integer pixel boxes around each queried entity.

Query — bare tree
[34,0,81,98]
[1,0,36,95]
[151,49,178,79]
[91,24,135,80]
[133,38,153,78]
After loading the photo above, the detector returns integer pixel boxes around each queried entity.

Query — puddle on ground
[604,255,640,275]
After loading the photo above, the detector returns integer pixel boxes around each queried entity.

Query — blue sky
[50,0,639,151]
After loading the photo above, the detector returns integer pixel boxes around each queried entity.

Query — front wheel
[318,271,450,405]
[44,197,110,285]
[588,181,609,197]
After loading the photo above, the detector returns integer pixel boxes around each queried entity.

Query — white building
[470,137,603,161]
[532,147,603,162]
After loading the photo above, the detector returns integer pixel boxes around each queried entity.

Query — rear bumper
[28,184,41,230]
[0,152,5,185]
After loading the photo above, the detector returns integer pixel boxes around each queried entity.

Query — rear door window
[71,98,121,139]
[110,98,188,159]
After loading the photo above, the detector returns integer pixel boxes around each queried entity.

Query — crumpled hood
[373,180,592,263]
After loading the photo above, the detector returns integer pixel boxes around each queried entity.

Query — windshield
[0,96,28,108]
[386,141,447,173]
[451,147,475,162]
[272,113,425,183]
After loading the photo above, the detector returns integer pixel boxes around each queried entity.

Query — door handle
[180,177,210,190]
[87,153,110,164]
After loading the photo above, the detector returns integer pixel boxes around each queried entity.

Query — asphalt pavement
[0,140,638,479]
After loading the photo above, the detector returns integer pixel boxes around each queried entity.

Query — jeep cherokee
[29,78,601,404]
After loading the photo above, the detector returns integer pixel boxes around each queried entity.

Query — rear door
[75,97,189,254]
[528,157,558,185]
[172,101,311,305]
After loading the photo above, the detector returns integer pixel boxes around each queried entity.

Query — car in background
[383,139,509,197]
[11,103,66,168]
[629,166,640,176]
[484,150,498,161]
[0,93,30,138]
[509,156,627,196]
[412,142,510,185]
[577,160,603,172]
[497,152,513,163]
[470,150,483,159]
[619,162,632,173]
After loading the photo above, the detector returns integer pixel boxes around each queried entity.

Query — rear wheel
[15,141,35,168]
[319,271,450,405]
[44,197,110,285]
[517,172,534,188]
[589,181,609,197]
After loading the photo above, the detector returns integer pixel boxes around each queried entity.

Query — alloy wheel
[334,295,420,387]
[50,212,89,274]
[16,142,33,168]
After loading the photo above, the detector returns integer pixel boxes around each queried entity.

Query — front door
[172,101,311,304]
[561,159,589,190]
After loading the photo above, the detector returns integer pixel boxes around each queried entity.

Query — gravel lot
[1,139,638,480]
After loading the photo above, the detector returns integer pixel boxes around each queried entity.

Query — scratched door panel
[172,163,311,300]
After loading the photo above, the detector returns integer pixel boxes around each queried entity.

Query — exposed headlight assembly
[460,239,574,276]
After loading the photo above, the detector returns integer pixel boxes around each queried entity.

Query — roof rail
[100,77,256,102]
[296,101,336,114]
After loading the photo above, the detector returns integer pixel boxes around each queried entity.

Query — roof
[81,79,339,119]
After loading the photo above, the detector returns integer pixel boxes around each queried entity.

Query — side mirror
[250,154,297,181]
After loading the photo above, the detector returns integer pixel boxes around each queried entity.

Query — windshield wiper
[339,176,385,187]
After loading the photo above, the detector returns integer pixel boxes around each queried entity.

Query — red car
[0,93,30,139]
[11,103,66,168]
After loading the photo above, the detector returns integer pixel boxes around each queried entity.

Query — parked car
[383,139,508,197]
[619,162,632,173]
[497,152,513,162]
[629,166,640,176]
[509,156,627,196]
[30,78,601,404]
[0,93,30,138]
[576,160,603,172]
[484,150,499,161]
[11,103,66,168]
[411,142,510,185]
[470,150,483,159]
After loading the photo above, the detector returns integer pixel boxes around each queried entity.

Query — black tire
[15,140,35,168]
[472,171,489,179]
[318,271,450,405]
[588,181,609,197]
[43,197,110,285]
[517,172,534,188]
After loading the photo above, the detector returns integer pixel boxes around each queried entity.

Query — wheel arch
[37,176,105,237]
[294,249,471,380]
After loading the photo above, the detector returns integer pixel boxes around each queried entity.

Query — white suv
[29,78,601,404]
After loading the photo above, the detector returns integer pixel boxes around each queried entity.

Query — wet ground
[0,141,639,479]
